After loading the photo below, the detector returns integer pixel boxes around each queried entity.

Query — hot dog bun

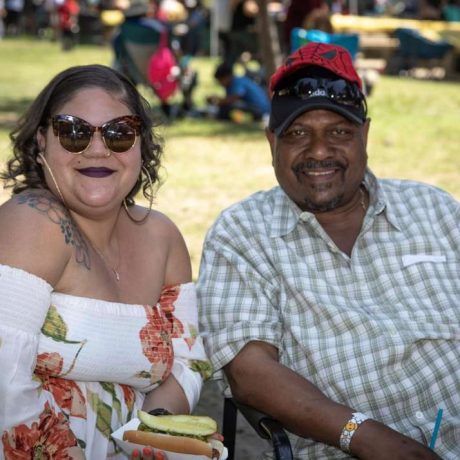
[123,430,213,457]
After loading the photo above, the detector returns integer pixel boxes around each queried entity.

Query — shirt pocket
[401,254,446,268]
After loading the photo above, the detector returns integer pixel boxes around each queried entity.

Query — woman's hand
[131,447,166,460]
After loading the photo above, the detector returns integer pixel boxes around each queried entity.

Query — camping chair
[391,28,454,76]
[222,397,293,460]
[112,19,163,87]
[112,18,198,117]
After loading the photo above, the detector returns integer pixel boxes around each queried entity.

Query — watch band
[148,408,172,416]
[339,412,370,453]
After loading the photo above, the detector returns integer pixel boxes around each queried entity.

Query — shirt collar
[269,168,401,238]
[269,187,303,238]
[364,169,401,231]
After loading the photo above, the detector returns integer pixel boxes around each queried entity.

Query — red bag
[147,32,179,102]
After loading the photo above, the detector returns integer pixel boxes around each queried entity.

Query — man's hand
[351,420,443,459]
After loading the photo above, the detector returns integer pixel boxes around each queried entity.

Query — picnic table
[331,14,460,77]
[331,14,460,35]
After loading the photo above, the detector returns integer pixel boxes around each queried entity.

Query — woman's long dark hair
[1,64,163,206]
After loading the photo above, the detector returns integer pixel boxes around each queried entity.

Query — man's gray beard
[301,194,343,212]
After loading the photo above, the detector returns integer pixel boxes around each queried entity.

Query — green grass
[1,38,459,277]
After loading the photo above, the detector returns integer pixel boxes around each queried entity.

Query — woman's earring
[38,152,67,206]
[123,166,154,224]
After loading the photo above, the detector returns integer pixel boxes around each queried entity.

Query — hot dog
[123,411,224,459]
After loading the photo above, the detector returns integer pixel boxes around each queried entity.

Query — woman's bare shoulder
[153,211,192,284]
[0,189,73,282]
[128,207,191,283]
[143,209,189,250]
[126,206,183,238]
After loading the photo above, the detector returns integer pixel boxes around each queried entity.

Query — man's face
[267,109,370,213]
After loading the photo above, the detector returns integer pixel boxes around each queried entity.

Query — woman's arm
[0,194,84,457]
[142,374,190,414]
[143,217,208,414]
[0,265,84,458]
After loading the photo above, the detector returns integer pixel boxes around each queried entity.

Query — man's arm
[225,340,442,459]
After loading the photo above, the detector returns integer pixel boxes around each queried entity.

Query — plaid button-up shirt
[197,169,460,459]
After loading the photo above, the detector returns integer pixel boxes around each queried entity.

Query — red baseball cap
[269,42,366,135]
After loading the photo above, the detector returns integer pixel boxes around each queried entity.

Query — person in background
[4,0,24,35]
[198,42,459,459]
[213,0,232,59]
[418,0,445,18]
[226,0,259,64]
[207,61,270,124]
[56,0,80,50]
[178,0,209,56]
[0,64,210,459]
[283,0,331,52]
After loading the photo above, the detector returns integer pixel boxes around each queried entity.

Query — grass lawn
[1,38,459,277]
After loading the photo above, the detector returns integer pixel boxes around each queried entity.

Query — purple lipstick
[78,167,114,178]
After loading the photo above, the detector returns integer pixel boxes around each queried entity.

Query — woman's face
[37,87,142,216]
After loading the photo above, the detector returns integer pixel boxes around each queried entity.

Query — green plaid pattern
[198,169,460,459]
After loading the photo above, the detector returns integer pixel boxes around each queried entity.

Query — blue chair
[290,27,360,60]
[443,5,460,22]
[391,28,454,75]
[394,27,454,61]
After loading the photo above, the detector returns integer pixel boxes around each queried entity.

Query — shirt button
[299,212,309,222]
[415,411,424,421]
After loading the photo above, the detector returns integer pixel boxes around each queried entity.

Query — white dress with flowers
[0,264,211,459]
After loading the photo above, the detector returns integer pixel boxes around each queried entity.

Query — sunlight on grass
[0,38,459,277]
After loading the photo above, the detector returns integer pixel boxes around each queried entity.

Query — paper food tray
[111,418,228,460]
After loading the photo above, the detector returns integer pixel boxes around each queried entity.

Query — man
[207,61,270,123]
[197,42,459,459]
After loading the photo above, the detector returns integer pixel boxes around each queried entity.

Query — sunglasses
[276,77,367,111]
[50,114,142,154]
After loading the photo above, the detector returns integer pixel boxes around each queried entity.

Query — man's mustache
[293,160,344,173]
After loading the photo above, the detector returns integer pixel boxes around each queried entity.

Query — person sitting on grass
[206,61,270,124]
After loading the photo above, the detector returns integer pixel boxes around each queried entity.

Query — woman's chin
[75,192,123,212]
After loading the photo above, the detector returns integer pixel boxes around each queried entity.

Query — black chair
[222,398,293,460]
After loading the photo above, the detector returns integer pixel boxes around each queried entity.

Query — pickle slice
[138,410,217,436]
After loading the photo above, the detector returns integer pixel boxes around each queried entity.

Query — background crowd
[1,0,459,123]
[1,0,459,45]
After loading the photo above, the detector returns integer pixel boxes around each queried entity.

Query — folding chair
[393,27,454,73]
[222,397,293,460]
[112,19,163,87]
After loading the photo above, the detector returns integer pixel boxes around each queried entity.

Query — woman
[0,64,210,459]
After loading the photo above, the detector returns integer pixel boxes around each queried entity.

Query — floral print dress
[0,264,211,459]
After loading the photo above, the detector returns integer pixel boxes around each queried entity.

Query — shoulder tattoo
[17,191,91,270]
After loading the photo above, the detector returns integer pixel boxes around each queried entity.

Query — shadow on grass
[0,98,34,131]
[161,117,266,140]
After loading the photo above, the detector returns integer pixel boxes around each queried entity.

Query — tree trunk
[255,0,283,82]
